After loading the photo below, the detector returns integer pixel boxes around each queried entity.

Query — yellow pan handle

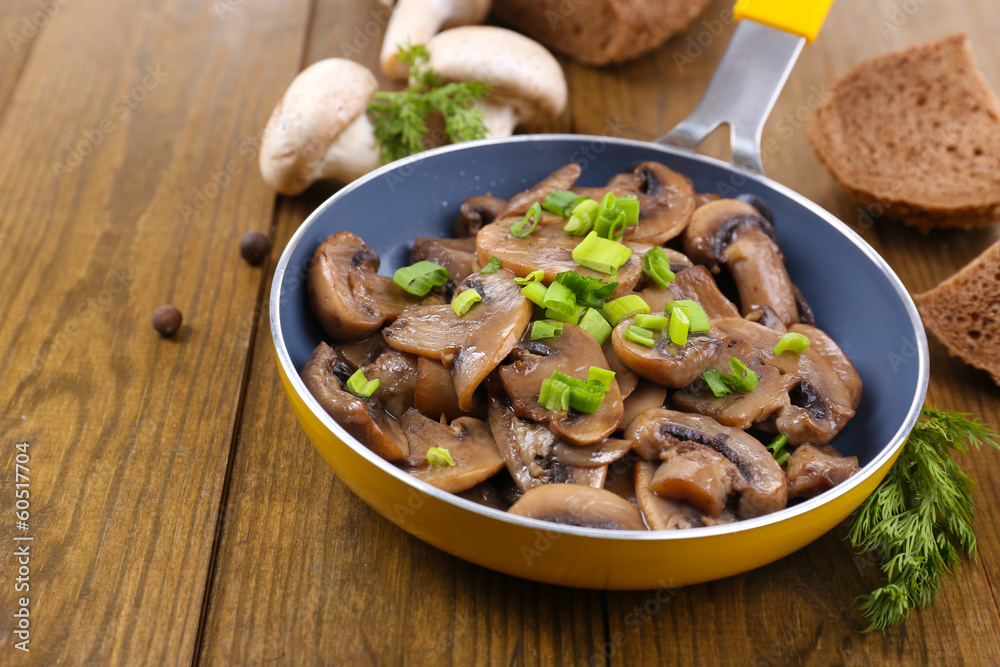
[733,0,834,43]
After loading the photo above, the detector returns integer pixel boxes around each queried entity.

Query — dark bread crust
[914,238,1000,384]
[808,34,1000,231]
[491,0,713,67]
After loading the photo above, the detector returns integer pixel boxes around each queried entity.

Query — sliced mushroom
[550,438,632,469]
[786,444,860,499]
[499,324,624,445]
[414,356,481,421]
[301,342,408,462]
[621,381,667,429]
[635,460,728,530]
[362,348,419,418]
[507,484,647,530]
[383,269,533,410]
[456,194,507,237]
[744,305,787,334]
[457,479,510,511]
[603,341,638,399]
[650,443,745,517]
[335,334,388,370]
[694,192,721,208]
[500,163,582,218]
[604,452,638,506]
[398,409,504,493]
[308,231,421,341]
[611,316,731,388]
[636,265,740,319]
[410,236,478,283]
[683,199,800,326]
[574,162,695,244]
[627,409,787,518]
[790,324,862,409]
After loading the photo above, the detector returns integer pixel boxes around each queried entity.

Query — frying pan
[269,1,929,588]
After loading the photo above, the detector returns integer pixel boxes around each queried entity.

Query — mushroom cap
[682,199,780,270]
[424,26,567,124]
[398,409,504,494]
[260,59,377,196]
[507,484,647,531]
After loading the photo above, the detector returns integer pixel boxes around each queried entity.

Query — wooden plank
[0,0,312,662]
[0,1,46,113]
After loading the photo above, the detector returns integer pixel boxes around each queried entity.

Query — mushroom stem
[478,99,520,138]
[380,0,492,79]
[318,113,381,184]
[724,228,799,325]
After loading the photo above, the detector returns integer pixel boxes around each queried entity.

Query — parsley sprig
[848,407,999,631]
[366,45,491,164]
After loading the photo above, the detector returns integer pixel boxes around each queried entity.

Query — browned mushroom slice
[308,231,422,341]
[650,443,746,517]
[498,163,582,218]
[621,381,667,430]
[499,324,624,446]
[604,340,639,399]
[398,409,504,494]
[637,265,740,319]
[627,409,787,518]
[694,192,721,208]
[790,324,862,409]
[383,269,533,411]
[301,342,408,462]
[410,236,478,283]
[335,334,388,370]
[550,438,632,469]
[361,348,418,419]
[786,444,860,499]
[455,194,507,237]
[604,453,638,506]
[683,199,800,326]
[744,305,787,334]
[475,213,645,295]
[611,316,731,388]
[508,484,647,530]
[635,460,722,530]
[414,356,476,421]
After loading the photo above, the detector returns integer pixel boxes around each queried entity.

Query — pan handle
[657,0,834,176]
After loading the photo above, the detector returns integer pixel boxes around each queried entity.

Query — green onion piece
[665,300,711,332]
[634,313,669,329]
[346,369,380,399]
[451,288,482,316]
[478,255,502,274]
[595,210,629,242]
[545,303,584,324]
[531,320,563,341]
[668,307,690,346]
[554,270,618,308]
[392,260,450,296]
[642,246,676,288]
[543,190,588,218]
[617,194,640,227]
[588,366,616,389]
[542,280,577,319]
[578,307,613,345]
[774,332,811,356]
[510,202,542,238]
[721,357,758,393]
[544,370,609,414]
[513,269,545,286]
[539,376,571,412]
[701,370,732,398]
[601,294,650,326]
[520,281,547,307]
[623,325,655,347]
[427,446,457,467]
[767,433,791,466]
[564,199,600,236]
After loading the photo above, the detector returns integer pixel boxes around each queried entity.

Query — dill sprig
[366,44,491,164]
[848,407,1000,632]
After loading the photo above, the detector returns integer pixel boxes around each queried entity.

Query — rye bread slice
[490,0,713,67]
[913,238,1000,384]
[809,34,1000,231]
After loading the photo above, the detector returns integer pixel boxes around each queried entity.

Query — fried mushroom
[398,409,504,493]
[508,484,647,530]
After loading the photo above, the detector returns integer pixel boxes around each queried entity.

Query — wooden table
[2,0,1000,663]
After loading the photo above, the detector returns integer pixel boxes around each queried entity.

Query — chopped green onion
[587,366,616,389]
[564,198,599,236]
[774,332,811,356]
[513,269,545,286]
[542,280,577,319]
[392,260,450,296]
[544,303,584,324]
[617,194,640,227]
[601,294,650,326]
[346,369,380,399]
[478,255,502,274]
[539,370,610,414]
[553,270,618,308]
[578,307,613,345]
[531,320,563,340]
[665,300,711,332]
[451,288,482,316]
[767,434,790,466]
[539,376,571,411]
[543,190,589,218]
[623,325,655,347]
[702,370,732,398]
[595,209,629,242]
[427,446,457,467]
[668,307,690,346]
[510,202,542,238]
[634,313,669,329]
[642,246,676,288]
[721,357,758,393]
[573,231,632,275]
[520,281,547,307]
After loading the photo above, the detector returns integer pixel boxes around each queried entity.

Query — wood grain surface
[1,0,999,664]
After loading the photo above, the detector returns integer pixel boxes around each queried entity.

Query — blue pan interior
[276,136,925,467]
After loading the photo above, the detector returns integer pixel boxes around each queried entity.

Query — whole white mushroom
[379,0,492,80]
